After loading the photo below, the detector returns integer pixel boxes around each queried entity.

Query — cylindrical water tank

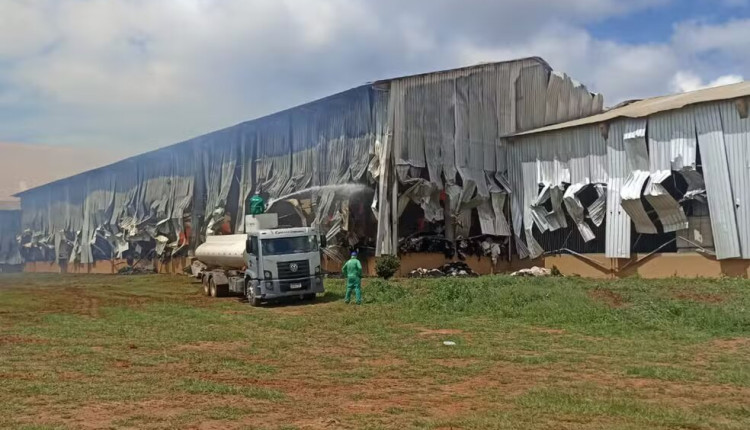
[195,234,247,269]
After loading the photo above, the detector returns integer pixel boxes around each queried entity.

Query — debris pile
[408,261,479,278]
[117,266,156,275]
[399,232,455,258]
[399,232,509,263]
[510,266,552,277]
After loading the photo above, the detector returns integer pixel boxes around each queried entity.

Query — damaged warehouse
[14,57,603,275]
[12,57,750,278]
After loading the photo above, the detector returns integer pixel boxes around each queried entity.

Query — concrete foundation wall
[24,258,190,275]
[22,253,750,279]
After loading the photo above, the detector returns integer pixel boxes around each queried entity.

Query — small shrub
[375,255,401,279]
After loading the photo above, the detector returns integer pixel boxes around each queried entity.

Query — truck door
[246,236,261,279]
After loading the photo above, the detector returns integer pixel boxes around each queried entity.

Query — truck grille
[276,260,310,280]
[279,278,312,293]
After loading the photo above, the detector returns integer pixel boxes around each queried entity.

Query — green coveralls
[342,256,363,305]
[249,194,266,215]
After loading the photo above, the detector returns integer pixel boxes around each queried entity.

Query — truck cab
[244,227,325,306]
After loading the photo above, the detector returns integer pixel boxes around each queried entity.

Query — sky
[0,0,749,157]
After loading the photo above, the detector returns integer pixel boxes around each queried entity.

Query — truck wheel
[246,280,261,307]
[304,293,316,301]
[209,278,218,298]
[202,275,210,296]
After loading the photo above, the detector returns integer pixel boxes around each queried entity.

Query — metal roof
[372,57,551,85]
[512,81,750,137]
[14,57,562,198]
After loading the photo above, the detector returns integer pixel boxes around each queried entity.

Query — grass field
[0,273,748,430]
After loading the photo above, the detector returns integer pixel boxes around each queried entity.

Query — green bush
[375,255,400,279]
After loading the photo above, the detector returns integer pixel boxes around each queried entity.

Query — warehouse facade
[15,57,606,274]
[502,82,750,277]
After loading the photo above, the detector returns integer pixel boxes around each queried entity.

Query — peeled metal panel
[623,119,649,171]
[645,171,689,233]
[621,171,657,234]
[588,184,607,227]
[606,120,631,258]
[564,183,596,242]
[718,100,750,258]
[620,119,656,235]
[694,104,741,260]
[491,192,511,236]
[648,110,697,172]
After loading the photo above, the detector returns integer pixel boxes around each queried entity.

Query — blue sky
[588,0,750,43]
[1,0,749,156]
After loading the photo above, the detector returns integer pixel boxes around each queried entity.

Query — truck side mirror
[320,235,327,249]
[246,239,254,254]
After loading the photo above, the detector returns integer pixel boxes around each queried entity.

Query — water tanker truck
[193,214,326,306]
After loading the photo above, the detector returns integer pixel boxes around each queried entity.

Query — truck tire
[209,278,218,298]
[246,279,261,307]
[304,293,316,301]
[202,276,210,296]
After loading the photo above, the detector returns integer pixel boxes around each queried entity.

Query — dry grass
[0,273,748,429]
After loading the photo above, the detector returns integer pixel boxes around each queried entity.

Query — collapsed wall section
[505,96,750,261]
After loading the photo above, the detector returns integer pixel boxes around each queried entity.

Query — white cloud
[0,0,747,155]
[670,71,744,93]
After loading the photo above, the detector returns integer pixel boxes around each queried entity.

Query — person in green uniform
[249,189,266,215]
[342,251,363,305]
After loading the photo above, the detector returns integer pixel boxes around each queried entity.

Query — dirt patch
[674,292,726,304]
[432,358,479,368]
[417,328,464,337]
[177,341,247,352]
[532,327,567,335]
[363,357,408,367]
[589,289,625,308]
[0,335,47,345]
[709,338,750,352]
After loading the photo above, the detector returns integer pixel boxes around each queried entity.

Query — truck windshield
[261,236,318,256]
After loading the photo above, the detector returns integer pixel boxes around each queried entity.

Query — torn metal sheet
[531,184,568,233]
[648,109,698,172]
[491,192,512,236]
[620,171,657,234]
[398,180,443,222]
[563,183,596,242]
[476,192,511,237]
[678,170,707,203]
[525,228,545,259]
[587,184,607,227]
[645,171,689,233]
[620,119,657,234]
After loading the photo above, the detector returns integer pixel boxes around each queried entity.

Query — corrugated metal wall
[506,97,750,261]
